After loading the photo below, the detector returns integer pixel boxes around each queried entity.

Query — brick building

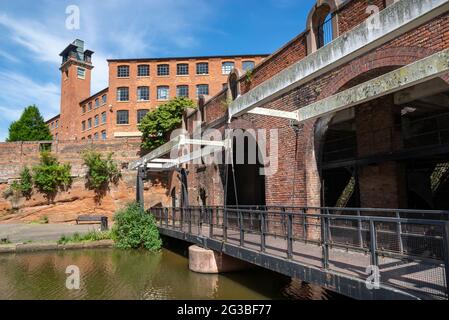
[134,0,449,213]
[46,40,267,141]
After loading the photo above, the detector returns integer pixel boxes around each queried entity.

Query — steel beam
[296,49,449,123]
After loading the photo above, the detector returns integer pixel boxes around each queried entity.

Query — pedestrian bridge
[150,206,449,300]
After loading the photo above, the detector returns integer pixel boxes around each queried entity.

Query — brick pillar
[355,96,407,209]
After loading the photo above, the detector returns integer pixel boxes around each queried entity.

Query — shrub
[58,230,111,245]
[11,167,33,198]
[82,151,121,190]
[32,152,72,195]
[111,202,162,251]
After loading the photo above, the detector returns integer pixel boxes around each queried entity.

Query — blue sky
[0,0,316,141]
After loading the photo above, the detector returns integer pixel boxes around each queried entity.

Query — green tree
[7,105,52,142]
[138,97,195,150]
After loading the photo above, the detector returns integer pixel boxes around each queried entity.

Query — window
[138,64,150,77]
[117,110,129,124]
[101,131,107,140]
[101,94,107,104]
[222,62,235,75]
[87,135,92,140]
[177,64,189,75]
[93,132,99,140]
[87,118,92,130]
[117,65,130,78]
[137,109,149,123]
[82,105,86,114]
[242,61,255,71]
[222,83,228,90]
[177,85,189,98]
[101,111,107,124]
[95,98,99,108]
[157,86,169,100]
[117,87,129,102]
[94,115,99,127]
[55,120,59,128]
[196,63,209,75]
[137,86,150,101]
[88,102,93,111]
[196,84,209,97]
[157,64,169,76]
[77,67,86,79]
[55,133,58,140]
[82,121,86,131]
[51,122,54,129]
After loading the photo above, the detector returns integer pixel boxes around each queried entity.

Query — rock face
[0,139,170,224]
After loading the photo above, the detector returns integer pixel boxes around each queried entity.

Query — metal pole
[321,215,329,269]
[136,166,145,208]
[287,212,293,260]
[396,211,404,254]
[223,208,228,241]
[442,222,449,296]
[369,219,379,267]
[209,208,214,238]
[239,210,244,247]
[188,208,192,234]
[261,211,266,252]
[357,210,363,248]
[165,208,169,227]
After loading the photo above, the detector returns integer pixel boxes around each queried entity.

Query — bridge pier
[188,245,252,274]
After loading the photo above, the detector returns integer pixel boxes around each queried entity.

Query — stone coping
[0,240,114,254]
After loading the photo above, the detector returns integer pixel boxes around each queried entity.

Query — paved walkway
[167,222,447,300]
[0,224,100,243]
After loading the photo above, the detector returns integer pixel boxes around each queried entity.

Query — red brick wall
[337,0,386,35]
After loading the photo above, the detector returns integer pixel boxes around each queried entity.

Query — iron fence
[150,206,449,299]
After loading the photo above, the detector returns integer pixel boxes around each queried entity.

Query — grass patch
[57,230,111,245]
[29,216,49,225]
[0,237,11,245]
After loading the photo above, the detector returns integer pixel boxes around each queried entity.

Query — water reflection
[0,249,342,300]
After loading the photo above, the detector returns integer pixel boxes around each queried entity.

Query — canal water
[0,248,342,300]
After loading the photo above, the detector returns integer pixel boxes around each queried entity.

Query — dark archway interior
[226,134,266,206]
[320,78,449,210]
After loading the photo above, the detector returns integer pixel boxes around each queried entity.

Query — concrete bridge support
[188,245,252,274]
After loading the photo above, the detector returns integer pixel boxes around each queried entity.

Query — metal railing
[150,206,449,299]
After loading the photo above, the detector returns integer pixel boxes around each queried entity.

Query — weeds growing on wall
[82,151,121,196]
[11,167,33,198]
[32,152,72,199]
[111,202,162,252]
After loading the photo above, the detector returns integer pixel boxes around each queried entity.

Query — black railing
[151,206,449,299]
[316,14,334,49]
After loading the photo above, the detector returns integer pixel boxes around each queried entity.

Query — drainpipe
[136,166,146,208]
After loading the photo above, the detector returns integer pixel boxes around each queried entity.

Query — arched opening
[229,73,239,100]
[225,130,266,206]
[318,75,449,211]
[314,6,333,49]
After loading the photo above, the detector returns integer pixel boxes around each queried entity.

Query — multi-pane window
[177,64,189,75]
[117,87,129,101]
[77,67,86,79]
[95,98,99,108]
[55,120,59,128]
[94,115,99,127]
[102,94,107,104]
[93,132,99,140]
[222,62,235,75]
[242,61,255,71]
[101,131,107,140]
[196,63,209,75]
[87,118,92,130]
[138,64,150,77]
[82,121,86,131]
[117,65,130,78]
[196,84,209,97]
[137,86,150,101]
[157,64,169,76]
[137,109,149,123]
[101,112,107,124]
[117,110,129,124]
[82,105,86,114]
[177,85,189,98]
[88,102,93,111]
[157,86,169,100]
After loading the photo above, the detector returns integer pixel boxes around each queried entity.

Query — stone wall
[0,139,170,224]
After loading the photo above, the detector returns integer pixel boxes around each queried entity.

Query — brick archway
[304,46,439,207]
